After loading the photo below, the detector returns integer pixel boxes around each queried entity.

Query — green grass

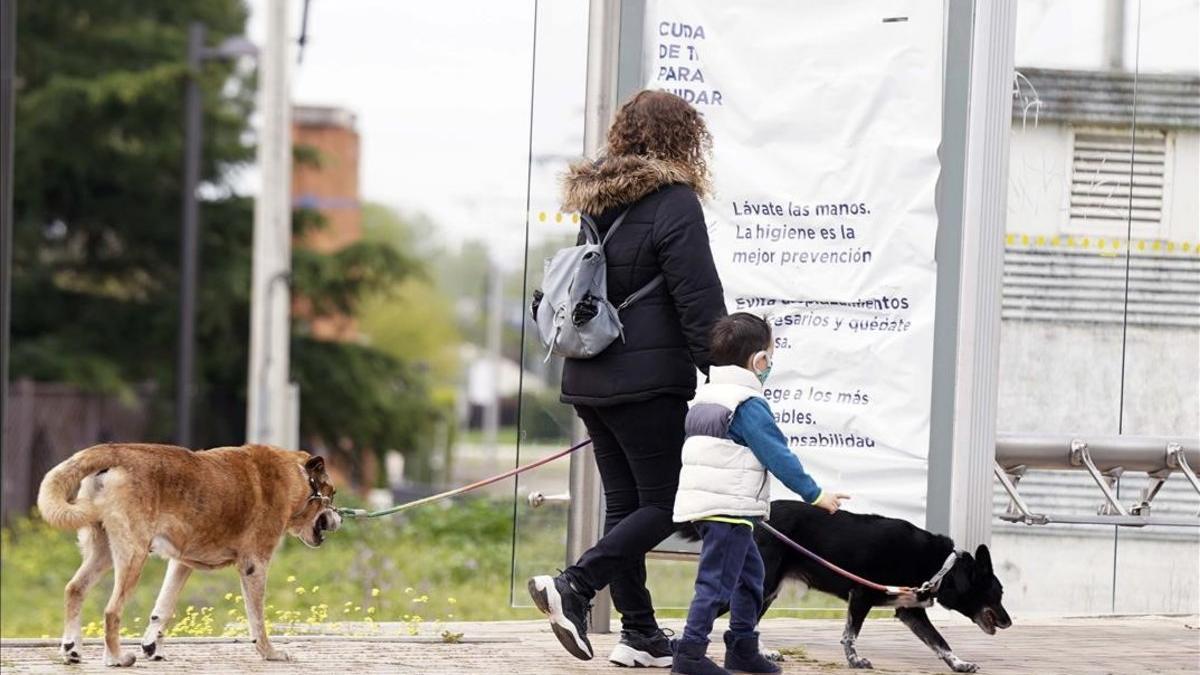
[458,427,521,446]
[0,498,537,638]
[1,496,854,638]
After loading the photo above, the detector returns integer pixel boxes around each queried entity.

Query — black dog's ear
[974,544,993,574]
[304,455,326,476]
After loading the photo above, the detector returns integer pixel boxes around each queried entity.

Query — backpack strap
[579,208,631,246]
[599,209,630,246]
[581,207,662,311]
[579,214,602,244]
[617,274,665,311]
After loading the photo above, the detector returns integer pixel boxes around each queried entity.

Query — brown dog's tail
[36,445,118,529]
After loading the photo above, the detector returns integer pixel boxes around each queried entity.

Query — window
[1066,127,1172,238]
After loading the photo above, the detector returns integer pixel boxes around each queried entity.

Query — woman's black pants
[562,395,686,635]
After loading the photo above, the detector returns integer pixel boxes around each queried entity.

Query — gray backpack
[531,209,664,360]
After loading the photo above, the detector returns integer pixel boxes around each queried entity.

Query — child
[672,313,848,675]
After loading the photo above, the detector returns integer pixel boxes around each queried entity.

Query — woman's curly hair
[606,90,712,196]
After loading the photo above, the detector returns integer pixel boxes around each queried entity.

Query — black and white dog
[752,500,1012,673]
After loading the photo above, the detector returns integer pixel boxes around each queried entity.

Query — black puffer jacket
[557,155,727,406]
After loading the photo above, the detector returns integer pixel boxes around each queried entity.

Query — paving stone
[3,616,1197,674]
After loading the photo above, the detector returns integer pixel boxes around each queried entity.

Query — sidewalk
[2,616,1197,674]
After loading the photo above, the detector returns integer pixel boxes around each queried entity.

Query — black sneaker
[609,627,675,668]
[528,574,594,660]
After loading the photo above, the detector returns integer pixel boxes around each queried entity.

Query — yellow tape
[1006,232,1198,256]
[535,211,580,225]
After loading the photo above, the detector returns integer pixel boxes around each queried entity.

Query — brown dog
[36,442,342,666]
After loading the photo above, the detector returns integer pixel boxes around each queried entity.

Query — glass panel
[510,0,590,607]
[999,0,1130,615]
[1001,0,1199,616]
[1111,0,1200,614]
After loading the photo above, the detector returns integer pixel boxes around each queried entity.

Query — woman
[528,90,727,667]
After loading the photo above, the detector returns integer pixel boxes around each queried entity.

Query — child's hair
[709,313,772,367]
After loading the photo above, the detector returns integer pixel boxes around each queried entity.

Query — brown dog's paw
[141,640,166,661]
[61,641,82,665]
[263,648,292,662]
[104,651,137,667]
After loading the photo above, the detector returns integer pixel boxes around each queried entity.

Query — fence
[1,379,155,523]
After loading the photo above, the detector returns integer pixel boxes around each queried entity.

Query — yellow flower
[404,587,414,594]
[295,587,306,595]
[367,607,376,615]
[287,575,297,583]
[224,592,234,601]
[447,597,457,604]
[371,588,381,597]
[311,586,320,593]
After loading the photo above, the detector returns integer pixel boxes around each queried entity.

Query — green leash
[336,439,593,520]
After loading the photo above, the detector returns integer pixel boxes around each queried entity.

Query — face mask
[752,351,773,384]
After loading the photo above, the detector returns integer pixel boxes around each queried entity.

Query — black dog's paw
[848,655,874,669]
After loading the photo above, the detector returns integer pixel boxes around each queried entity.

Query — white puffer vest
[672,365,771,523]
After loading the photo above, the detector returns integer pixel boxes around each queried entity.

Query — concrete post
[926,0,1018,549]
[566,0,624,635]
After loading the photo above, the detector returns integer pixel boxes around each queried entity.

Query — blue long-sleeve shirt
[727,397,823,504]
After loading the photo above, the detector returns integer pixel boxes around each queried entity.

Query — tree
[11,1,443,485]
[357,203,462,388]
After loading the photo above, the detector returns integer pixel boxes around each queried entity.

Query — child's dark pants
[681,520,765,645]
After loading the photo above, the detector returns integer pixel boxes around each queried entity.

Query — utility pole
[176,24,257,449]
[0,0,15,454]
[246,0,294,447]
[176,23,204,449]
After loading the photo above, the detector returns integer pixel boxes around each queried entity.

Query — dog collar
[290,465,332,518]
[914,550,961,604]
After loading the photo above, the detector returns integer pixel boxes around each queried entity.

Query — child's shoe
[671,639,731,675]
[722,632,781,674]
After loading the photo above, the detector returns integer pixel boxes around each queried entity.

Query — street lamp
[176,23,258,448]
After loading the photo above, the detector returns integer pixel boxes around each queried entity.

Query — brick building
[291,105,362,340]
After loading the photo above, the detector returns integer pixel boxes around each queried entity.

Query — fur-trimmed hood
[560,155,708,215]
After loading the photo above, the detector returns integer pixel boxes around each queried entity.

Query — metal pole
[483,259,501,457]
[0,0,15,455]
[246,0,292,446]
[1103,0,1126,71]
[926,0,1017,549]
[566,0,622,635]
[176,22,204,449]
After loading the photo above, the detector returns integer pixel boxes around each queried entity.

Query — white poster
[643,1,944,525]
